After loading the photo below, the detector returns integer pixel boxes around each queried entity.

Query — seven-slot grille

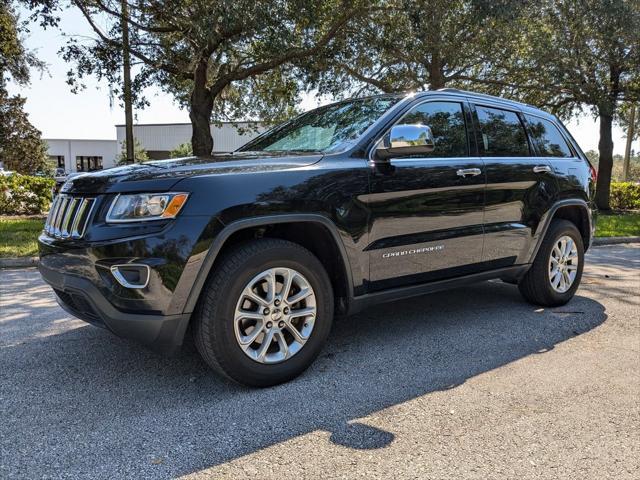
[45,195,96,239]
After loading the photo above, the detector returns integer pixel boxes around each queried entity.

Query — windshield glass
[237,96,401,154]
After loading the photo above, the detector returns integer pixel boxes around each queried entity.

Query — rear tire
[194,238,334,387]
[518,219,584,307]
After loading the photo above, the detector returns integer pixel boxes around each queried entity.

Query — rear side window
[475,106,530,157]
[524,115,573,157]
[399,101,468,157]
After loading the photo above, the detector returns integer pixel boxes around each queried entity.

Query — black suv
[38,89,595,386]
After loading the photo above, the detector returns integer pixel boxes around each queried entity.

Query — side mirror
[374,124,435,161]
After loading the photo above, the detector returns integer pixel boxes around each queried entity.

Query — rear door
[471,103,556,266]
[364,98,486,291]
[522,113,590,198]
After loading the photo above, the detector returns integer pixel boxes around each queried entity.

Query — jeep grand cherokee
[39,89,596,386]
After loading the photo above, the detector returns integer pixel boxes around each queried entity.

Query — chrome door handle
[456,168,482,177]
[533,165,551,173]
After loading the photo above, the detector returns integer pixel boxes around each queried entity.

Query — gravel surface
[1,244,638,479]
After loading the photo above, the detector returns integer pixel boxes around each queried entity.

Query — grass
[0,217,45,258]
[0,210,638,259]
[595,211,640,238]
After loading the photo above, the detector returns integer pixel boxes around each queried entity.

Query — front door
[364,99,486,291]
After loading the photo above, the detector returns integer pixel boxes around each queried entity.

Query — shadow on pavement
[0,273,608,478]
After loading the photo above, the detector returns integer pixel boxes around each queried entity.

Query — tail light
[589,164,597,183]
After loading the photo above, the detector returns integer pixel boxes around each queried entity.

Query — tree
[119,0,134,163]
[52,0,369,156]
[0,0,48,174]
[475,0,640,210]
[619,102,639,181]
[310,0,521,96]
[117,138,148,164]
[169,142,192,158]
[619,103,640,144]
[584,149,599,166]
[0,90,50,173]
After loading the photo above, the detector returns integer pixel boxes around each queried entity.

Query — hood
[61,152,323,194]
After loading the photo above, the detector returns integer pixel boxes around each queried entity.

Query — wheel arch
[183,214,355,315]
[526,199,593,264]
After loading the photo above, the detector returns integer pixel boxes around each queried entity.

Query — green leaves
[59,0,369,154]
[0,89,49,175]
[169,142,192,158]
[0,173,54,215]
[117,138,149,164]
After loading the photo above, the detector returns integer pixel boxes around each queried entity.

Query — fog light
[110,264,150,289]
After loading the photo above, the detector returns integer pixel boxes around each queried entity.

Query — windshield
[237,96,401,154]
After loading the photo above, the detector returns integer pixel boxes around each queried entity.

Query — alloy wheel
[233,267,316,364]
[548,235,579,293]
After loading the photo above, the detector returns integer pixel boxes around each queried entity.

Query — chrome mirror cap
[374,124,435,161]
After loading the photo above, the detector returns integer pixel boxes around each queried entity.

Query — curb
[0,257,39,268]
[592,236,640,246]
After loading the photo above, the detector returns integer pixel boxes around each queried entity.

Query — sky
[10,7,634,155]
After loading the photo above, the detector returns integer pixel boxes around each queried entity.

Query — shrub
[117,138,149,164]
[169,142,193,158]
[0,173,54,215]
[609,182,640,210]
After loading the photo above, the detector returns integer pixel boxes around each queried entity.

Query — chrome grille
[45,195,96,239]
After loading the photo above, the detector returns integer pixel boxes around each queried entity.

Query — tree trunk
[428,51,445,90]
[622,104,636,181]
[189,60,214,156]
[121,0,134,163]
[595,110,614,211]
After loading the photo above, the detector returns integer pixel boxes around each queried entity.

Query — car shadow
[1,276,607,478]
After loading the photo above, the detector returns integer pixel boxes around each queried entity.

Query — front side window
[398,101,468,157]
[475,106,530,157]
[524,115,573,158]
[238,96,400,154]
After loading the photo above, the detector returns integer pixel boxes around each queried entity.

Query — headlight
[106,192,189,223]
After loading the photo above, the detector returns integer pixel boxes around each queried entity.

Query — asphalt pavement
[1,244,638,479]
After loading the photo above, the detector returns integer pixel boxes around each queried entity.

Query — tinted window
[525,115,573,157]
[475,106,530,157]
[399,101,468,157]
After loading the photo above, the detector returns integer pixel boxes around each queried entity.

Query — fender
[182,214,355,314]
[523,198,593,265]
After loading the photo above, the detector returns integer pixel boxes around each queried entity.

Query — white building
[45,139,118,173]
[115,122,265,159]
[46,122,265,173]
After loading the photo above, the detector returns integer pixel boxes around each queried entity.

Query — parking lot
[1,244,638,479]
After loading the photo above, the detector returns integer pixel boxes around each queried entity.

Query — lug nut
[266,321,273,329]
[263,308,270,315]
[274,299,281,306]
[278,321,285,328]
[283,307,289,314]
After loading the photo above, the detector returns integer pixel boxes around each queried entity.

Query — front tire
[194,238,334,387]
[518,219,585,307]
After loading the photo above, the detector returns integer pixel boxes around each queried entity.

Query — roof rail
[435,88,535,110]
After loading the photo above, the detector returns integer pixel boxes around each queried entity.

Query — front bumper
[37,212,224,353]
[39,262,190,354]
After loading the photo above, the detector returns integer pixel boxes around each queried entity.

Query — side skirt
[347,265,530,315]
